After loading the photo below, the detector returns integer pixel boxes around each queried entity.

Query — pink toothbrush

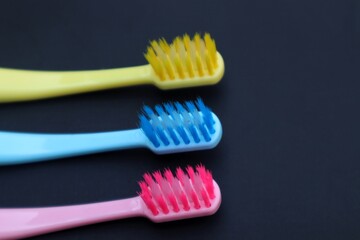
[0,164,221,239]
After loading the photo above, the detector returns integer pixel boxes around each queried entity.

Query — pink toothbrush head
[139,164,221,222]
[0,164,221,239]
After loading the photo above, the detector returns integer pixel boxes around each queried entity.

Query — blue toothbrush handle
[0,129,148,165]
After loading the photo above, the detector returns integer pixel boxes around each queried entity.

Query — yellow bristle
[158,65,166,80]
[194,33,202,52]
[145,48,166,80]
[176,39,188,71]
[211,39,217,67]
[205,51,214,75]
[150,40,160,52]
[145,48,159,72]
[163,58,175,80]
[153,57,166,81]
[189,41,198,71]
[173,37,181,52]
[167,44,178,77]
[183,34,192,51]
[169,44,184,78]
[144,48,154,62]
[186,53,195,78]
[159,39,171,54]
[150,42,164,60]
[199,39,207,66]
[204,33,217,66]
[195,53,204,77]
[174,55,185,79]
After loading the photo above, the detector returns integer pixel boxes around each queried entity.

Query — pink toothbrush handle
[0,197,144,240]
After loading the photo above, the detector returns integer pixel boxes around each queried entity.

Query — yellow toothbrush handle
[0,65,154,102]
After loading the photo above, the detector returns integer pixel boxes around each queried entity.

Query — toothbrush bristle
[139,165,215,216]
[138,181,158,215]
[145,33,218,80]
[139,98,215,147]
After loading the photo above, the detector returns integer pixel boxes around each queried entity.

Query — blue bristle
[174,102,186,114]
[143,105,155,117]
[163,102,176,116]
[196,98,215,134]
[155,126,170,145]
[139,115,160,147]
[164,103,190,144]
[189,125,200,143]
[185,101,197,114]
[186,101,204,142]
[186,101,211,142]
[176,102,200,143]
[143,105,169,146]
[176,126,190,144]
[155,105,180,145]
[198,124,211,142]
[168,128,180,145]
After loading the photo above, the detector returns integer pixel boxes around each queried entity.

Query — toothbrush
[0,33,224,103]
[0,98,222,165]
[0,164,221,239]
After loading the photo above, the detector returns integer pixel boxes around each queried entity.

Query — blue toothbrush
[0,99,222,165]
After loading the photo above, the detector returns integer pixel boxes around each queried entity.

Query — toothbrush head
[139,164,221,222]
[139,98,222,154]
[145,33,224,89]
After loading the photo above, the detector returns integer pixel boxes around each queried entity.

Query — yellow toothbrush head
[145,33,224,89]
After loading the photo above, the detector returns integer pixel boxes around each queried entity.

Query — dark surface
[0,0,359,239]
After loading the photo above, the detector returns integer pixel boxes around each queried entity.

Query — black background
[0,0,359,239]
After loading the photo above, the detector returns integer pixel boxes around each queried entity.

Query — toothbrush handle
[0,129,147,165]
[0,197,144,240]
[0,66,154,102]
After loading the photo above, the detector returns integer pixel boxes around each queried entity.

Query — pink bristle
[201,189,211,208]
[143,173,155,186]
[196,164,207,182]
[173,183,190,211]
[192,173,205,200]
[153,171,163,184]
[205,169,215,199]
[186,166,196,185]
[168,194,180,212]
[170,179,183,199]
[144,173,161,197]
[180,192,191,211]
[175,167,192,210]
[154,170,180,212]
[176,167,186,186]
[144,172,169,214]
[138,181,158,215]
[196,165,215,199]
[139,180,158,215]
[140,192,158,215]
[178,168,201,209]
[139,181,151,197]
[156,195,169,214]
[165,169,181,197]
[190,170,203,209]
[164,168,174,184]
[190,190,201,209]
[177,168,191,195]
[167,171,190,211]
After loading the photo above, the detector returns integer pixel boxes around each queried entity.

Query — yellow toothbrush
[0,33,224,103]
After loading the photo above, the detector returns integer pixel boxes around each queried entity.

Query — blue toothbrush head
[139,98,222,154]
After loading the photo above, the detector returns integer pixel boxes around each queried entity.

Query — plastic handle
[0,129,148,165]
[0,197,144,240]
[0,65,153,102]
